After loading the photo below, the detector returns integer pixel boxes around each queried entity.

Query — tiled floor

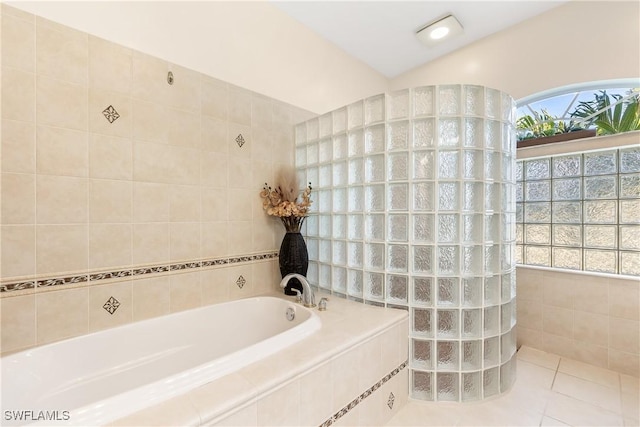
[386,346,640,427]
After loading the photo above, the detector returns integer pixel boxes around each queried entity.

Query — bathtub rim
[1,295,321,427]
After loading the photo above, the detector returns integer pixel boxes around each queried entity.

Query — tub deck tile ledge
[112,291,408,426]
[109,394,201,427]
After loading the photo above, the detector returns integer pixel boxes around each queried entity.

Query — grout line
[617,371,624,418]
[539,356,562,424]
[549,357,561,390]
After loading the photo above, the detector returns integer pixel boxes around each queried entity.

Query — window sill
[516,264,639,282]
[516,130,640,160]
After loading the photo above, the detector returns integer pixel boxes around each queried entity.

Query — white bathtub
[1,296,321,426]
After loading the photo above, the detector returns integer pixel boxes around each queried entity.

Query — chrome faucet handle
[303,293,316,308]
[318,297,328,311]
[292,289,302,303]
[303,287,316,308]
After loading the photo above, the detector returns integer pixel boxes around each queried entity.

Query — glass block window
[516,146,640,275]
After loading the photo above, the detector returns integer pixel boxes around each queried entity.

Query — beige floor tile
[621,391,640,423]
[559,357,620,389]
[386,349,631,427]
[540,415,570,426]
[497,376,554,415]
[552,372,621,413]
[517,345,560,371]
[545,392,623,427]
[455,400,543,426]
[515,359,556,390]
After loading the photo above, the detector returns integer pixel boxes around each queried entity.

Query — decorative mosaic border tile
[37,275,89,289]
[0,281,36,292]
[319,360,408,427]
[1,252,279,294]
[89,270,133,281]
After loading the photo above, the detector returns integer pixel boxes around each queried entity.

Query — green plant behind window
[516,109,584,141]
[571,90,640,135]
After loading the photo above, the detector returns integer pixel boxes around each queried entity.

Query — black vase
[279,232,309,296]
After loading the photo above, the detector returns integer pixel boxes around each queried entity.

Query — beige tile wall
[516,266,640,377]
[0,4,314,353]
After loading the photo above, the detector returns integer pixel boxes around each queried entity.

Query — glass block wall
[516,147,640,275]
[294,86,518,402]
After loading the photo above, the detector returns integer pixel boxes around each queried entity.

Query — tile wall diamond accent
[235,133,245,147]
[387,392,395,409]
[102,105,120,123]
[236,275,246,289]
[103,296,120,314]
[319,360,408,427]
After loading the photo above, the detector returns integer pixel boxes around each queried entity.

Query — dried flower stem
[260,167,313,233]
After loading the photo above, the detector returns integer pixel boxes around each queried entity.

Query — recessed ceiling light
[416,14,463,47]
[430,27,450,40]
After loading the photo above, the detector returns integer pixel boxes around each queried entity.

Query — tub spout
[279,273,315,308]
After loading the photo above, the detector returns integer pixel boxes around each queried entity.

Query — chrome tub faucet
[279,273,315,308]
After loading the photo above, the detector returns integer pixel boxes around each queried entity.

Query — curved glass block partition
[295,85,517,402]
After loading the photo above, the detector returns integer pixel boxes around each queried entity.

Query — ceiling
[272,1,567,78]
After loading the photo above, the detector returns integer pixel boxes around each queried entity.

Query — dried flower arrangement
[260,166,312,232]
